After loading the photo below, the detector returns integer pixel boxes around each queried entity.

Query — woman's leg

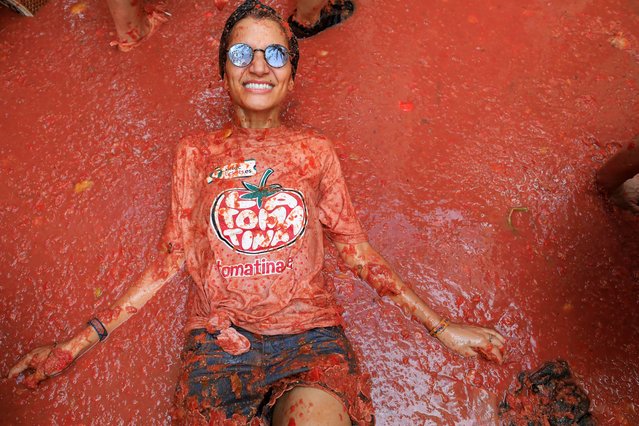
[288,0,355,39]
[272,386,351,426]
[105,0,150,44]
[292,0,327,27]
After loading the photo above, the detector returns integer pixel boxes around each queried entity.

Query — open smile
[243,82,275,91]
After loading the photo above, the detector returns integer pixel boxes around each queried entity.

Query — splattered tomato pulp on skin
[211,168,308,254]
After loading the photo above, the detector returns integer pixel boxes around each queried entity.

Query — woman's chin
[236,101,282,117]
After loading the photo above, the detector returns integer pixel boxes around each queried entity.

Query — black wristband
[88,318,109,342]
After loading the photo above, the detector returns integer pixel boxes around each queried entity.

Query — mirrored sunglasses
[227,43,290,69]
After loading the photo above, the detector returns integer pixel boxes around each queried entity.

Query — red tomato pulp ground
[1,0,638,424]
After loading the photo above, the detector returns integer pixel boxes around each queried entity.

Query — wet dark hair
[218,0,299,80]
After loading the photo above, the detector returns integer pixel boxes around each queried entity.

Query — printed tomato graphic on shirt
[211,168,308,254]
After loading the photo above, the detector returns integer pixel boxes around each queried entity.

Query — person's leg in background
[289,0,355,39]
[106,0,168,51]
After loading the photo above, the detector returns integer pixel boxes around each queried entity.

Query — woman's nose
[249,51,269,75]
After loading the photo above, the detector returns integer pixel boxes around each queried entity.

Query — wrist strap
[88,317,109,342]
[429,317,450,338]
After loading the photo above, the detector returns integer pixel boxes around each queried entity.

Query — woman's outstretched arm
[333,241,505,363]
[7,249,185,388]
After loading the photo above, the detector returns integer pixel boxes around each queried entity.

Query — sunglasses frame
[227,43,291,69]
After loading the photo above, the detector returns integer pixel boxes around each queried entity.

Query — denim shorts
[172,326,374,425]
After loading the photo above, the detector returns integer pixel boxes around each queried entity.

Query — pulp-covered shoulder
[174,130,232,169]
[291,127,341,159]
[175,131,216,155]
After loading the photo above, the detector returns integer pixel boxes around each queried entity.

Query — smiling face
[223,17,295,126]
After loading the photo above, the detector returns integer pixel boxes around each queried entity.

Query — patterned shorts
[173,326,374,425]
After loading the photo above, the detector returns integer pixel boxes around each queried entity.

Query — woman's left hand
[435,322,506,364]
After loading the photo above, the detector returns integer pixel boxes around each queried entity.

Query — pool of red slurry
[1,0,638,424]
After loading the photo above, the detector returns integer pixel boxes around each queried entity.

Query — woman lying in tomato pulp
[8,1,506,424]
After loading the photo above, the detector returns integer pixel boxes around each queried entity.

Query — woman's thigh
[264,326,375,425]
[272,386,351,426]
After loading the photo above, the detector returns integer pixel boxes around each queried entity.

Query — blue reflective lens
[227,43,290,68]
[264,45,289,68]
[228,43,253,67]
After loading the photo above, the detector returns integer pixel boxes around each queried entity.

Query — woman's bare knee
[272,386,350,426]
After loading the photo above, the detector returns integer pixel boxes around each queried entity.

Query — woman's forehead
[229,17,288,46]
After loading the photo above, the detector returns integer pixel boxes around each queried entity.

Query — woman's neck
[233,107,282,129]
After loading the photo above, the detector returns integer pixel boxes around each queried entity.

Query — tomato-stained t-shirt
[161,124,367,351]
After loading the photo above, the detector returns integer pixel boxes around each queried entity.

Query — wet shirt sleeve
[317,143,368,244]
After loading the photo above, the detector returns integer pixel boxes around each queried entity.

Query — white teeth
[244,82,273,90]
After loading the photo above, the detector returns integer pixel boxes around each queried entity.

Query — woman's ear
[288,78,295,92]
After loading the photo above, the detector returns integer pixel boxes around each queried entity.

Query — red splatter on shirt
[162,124,367,342]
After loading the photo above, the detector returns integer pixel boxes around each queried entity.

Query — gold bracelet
[429,318,450,338]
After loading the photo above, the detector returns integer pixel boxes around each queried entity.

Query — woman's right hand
[7,341,75,389]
